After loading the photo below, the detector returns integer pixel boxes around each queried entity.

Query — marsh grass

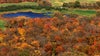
[0,20,6,30]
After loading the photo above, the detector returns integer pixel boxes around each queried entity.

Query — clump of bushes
[63,1,100,9]
[53,11,64,19]
[69,13,79,18]
[63,1,81,8]
[0,5,67,12]
[96,10,100,17]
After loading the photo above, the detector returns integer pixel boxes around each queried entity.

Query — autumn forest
[0,0,100,56]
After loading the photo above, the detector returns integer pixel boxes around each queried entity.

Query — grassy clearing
[58,0,98,3]
[51,0,100,6]
[64,9,96,16]
[0,20,6,30]
[0,9,55,14]
[0,2,38,7]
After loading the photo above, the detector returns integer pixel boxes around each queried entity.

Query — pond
[3,12,51,18]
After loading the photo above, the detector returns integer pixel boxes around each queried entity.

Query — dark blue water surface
[3,12,51,18]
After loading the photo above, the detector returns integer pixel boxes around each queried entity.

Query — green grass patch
[0,2,38,7]
[51,0,99,7]
[64,9,96,16]
[0,20,6,30]
[74,9,96,16]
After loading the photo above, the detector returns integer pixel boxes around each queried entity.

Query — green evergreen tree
[74,1,81,8]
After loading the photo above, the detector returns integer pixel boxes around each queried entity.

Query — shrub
[63,3,69,7]
[69,13,79,18]
[96,10,100,17]
[74,1,81,8]
[19,49,30,56]
[96,1,100,7]
[53,11,64,19]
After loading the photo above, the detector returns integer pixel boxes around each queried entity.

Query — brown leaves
[56,45,64,53]
[0,43,6,46]
[17,42,32,49]
[76,38,84,43]
[51,26,58,31]
[44,23,51,30]
[1,16,100,56]
[0,47,9,55]
[0,33,6,42]
[97,44,100,50]
[31,40,40,48]
[44,42,52,52]
[54,35,61,41]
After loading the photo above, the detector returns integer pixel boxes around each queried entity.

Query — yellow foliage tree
[18,28,25,36]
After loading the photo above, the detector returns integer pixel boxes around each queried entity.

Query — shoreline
[0,8,97,18]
